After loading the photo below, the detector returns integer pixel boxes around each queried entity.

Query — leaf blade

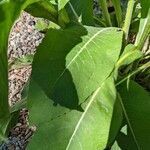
[27,25,123,149]
[118,80,150,149]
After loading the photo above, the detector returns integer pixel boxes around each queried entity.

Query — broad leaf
[30,26,123,108]
[106,94,123,148]
[28,76,122,150]
[27,25,123,149]
[118,80,150,149]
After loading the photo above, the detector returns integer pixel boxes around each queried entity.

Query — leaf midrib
[66,85,102,149]
[52,28,109,89]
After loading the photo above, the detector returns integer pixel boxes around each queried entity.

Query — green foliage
[69,0,94,25]
[58,0,69,10]
[0,0,150,149]
[116,44,142,67]
[117,81,150,149]
[27,25,123,149]
[25,1,58,23]
[98,0,112,26]
[0,0,39,142]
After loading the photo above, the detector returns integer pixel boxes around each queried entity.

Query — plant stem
[112,0,122,27]
[68,2,79,22]
[123,0,136,40]
[135,20,150,50]
[116,61,150,86]
[99,0,112,26]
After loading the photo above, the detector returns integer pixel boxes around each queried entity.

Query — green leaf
[0,0,23,139]
[25,0,58,23]
[118,80,150,149]
[58,8,70,27]
[106,94,123,148]
[58,0,69,10]
[28,76,122,150]
[135,2,150,49]
[111,141,121,150]
[31,26,123,107]
[69,0,94,25]
[0,117,11,142]
[111,0,122,27]
[98,0,112,27]
[140,0,150,18]
[35,19,49,31]
[0,0,40,141]
[116,44,143,67]
[27,25,123,149]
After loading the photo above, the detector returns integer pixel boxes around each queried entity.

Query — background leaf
[135,1,150,48]
[69,0,94,25]
[58,0,69,10]
[25,0,58,23]
[116,44,143,67]
[140,0,150,18]
[118,80,150,149]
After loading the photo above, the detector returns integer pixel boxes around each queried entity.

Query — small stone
[28,20,36,26]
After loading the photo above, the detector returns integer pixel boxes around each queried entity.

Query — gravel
[8,11,44,106]
[0,11,45,149]
[8,11,44,60]
[0,109,36,150]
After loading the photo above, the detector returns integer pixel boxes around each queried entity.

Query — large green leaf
[0,0,40,141]
[27,25,123,149]
[30,26,123,108]
[28,76,122,150]
[118,81,150,149]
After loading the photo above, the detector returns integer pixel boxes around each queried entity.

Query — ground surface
[0,11,45,150]
[8,12,44,106]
